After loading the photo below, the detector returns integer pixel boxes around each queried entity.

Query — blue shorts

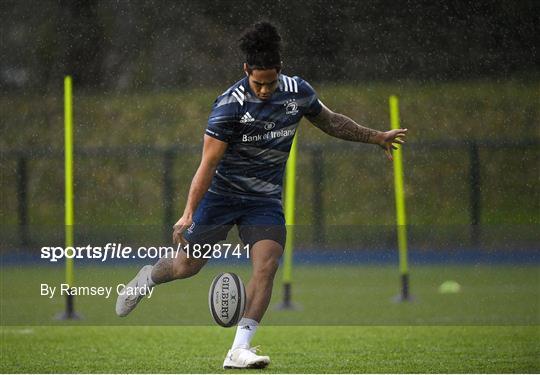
[183,192,286,248]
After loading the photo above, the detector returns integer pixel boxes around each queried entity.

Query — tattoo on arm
[150,252,175,284]
[308,105,380,143]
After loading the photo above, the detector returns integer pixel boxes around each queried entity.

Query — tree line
[1,0,538,91]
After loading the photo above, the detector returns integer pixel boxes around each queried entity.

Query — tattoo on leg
[151,253,176,284]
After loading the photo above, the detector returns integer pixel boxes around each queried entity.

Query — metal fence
[2,139,538,249]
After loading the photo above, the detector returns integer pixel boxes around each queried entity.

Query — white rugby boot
[223,346,270,369]
[115,265,154,317]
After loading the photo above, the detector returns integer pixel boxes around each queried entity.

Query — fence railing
[2,139,538,248]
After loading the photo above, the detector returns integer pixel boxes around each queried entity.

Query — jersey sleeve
[205,96,238,142]
[299,78,323,117]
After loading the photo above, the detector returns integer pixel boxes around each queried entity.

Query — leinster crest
[284,99,299,115]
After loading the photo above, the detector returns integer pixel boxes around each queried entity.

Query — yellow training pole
[280,135,297,308]
[62,75,77,318]
[389,95,410,301]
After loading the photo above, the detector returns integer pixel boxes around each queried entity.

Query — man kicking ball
[116,21,407,369]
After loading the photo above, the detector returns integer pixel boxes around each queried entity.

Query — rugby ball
[208,272,246,327]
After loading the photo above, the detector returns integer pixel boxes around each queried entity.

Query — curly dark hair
[239,21,282,71]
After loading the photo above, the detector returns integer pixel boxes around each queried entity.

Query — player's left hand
[376,128,407,161]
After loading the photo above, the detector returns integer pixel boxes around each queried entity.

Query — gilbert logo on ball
[208,272,246,327]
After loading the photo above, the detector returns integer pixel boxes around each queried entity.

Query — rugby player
[116,21,407,369]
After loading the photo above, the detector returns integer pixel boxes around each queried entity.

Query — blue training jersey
[205,74,322,201]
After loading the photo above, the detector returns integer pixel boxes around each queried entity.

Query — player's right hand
[172,214,192,245]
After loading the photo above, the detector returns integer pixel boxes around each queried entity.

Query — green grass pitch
[2,326,539,373]
[1,264,539,372]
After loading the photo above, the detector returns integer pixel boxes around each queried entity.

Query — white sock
[231,318,259,349]
[145,266,156,288]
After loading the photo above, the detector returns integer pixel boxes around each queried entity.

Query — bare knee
[253,257,280,281]
[172,254,204,279]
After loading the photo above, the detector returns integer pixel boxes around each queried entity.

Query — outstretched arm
[306,102,407,160]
